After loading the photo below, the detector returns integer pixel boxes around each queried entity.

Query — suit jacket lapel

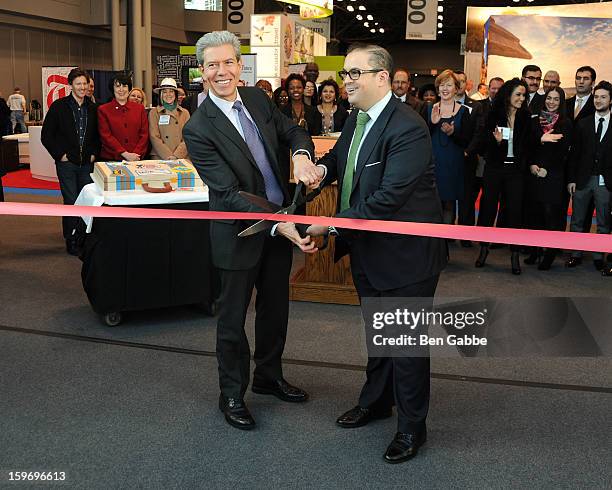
[204,96,259,172]
[351,97,396,193]
[239,88,289,200]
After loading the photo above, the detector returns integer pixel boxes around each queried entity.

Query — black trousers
[477,163,524,252]
[55,160,93,239]
[215,235,292,399]
[351,256,439,434]
[458,155,483,227]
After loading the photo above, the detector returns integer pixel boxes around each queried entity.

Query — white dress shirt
[395,93,407,103]
[348,90,393,169]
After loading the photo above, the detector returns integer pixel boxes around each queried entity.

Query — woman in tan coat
[149,78,190,160]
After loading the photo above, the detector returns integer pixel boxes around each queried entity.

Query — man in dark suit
[392,68,424,116]
[183,31,320,431]
[565,80,612,273]
[304,44,448,464]
[564,66,598,234]
[566,66,596,123]
[453,70,479,246]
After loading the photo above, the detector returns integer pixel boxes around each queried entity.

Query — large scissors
[237,182,321,239]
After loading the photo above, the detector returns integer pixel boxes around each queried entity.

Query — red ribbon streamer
[1,201,611,253]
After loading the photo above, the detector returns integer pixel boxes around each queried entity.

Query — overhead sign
[224,0,254,39]
[278,0,333,20]
[405,0,438,41]
[289,14,331,41]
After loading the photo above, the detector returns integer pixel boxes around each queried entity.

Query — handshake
[275,154,331,253]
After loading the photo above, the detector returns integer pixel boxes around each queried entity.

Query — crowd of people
[5,58,609,278]
[4,28,610,464]
[387,64,612,277]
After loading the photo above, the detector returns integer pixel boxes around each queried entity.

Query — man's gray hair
[347,43,394,77]
[195,31,242,65]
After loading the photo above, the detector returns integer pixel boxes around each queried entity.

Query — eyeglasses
[524,76,542,82]
[338,68,384,81]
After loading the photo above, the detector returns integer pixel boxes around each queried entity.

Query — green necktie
[340,111,371,211]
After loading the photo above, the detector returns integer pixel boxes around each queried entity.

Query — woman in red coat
[97,73,149,161]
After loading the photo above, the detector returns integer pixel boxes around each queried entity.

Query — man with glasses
[392,68,424,115]
[304,43,447,464]
[521,64,545,113]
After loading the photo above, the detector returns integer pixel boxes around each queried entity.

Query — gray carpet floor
[1,191,611,487]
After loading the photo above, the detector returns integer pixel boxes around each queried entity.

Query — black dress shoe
[538,249,556,271]
[66,239,79,256]
[593,259,604,271]
[460,240,473,248]
[336,405,392,428]
[219,395,256,430]
[475,246,489,268]
[383,430,427,464]
[252,379,309,403]
[511,252,521,275]
[565,257,582,268]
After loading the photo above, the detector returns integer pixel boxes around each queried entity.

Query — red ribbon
[1,201,611,253]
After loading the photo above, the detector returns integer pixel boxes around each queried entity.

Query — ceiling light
[437,22,443,28]
[437,15,443,20]
[358,5,366,10]
[356,14,363,20]
[364,21,369,27]
[370,28,376,33]
[438,30,443,34]
[347,5,354,11]
[367,14,373,20]
[379,28,384,33]
[374,22,379,25]
[438,5,443,12]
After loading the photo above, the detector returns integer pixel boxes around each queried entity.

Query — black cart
[81,201,217,326]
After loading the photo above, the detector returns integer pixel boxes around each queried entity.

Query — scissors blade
[238,207,292,237]
[237,218,275,237]
[238,191,282,212]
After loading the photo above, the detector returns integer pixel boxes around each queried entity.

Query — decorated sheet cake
[92,159,204,193]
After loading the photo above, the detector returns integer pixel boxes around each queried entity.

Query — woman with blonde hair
[426,69,474,233]
[149,78,190,160]
[128,87,147,107]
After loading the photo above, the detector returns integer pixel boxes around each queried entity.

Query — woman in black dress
[524,86,572,270]
[475,78,534,275]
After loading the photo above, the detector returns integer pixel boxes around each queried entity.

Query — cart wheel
[197,300,217,316]
[103,312,122,327]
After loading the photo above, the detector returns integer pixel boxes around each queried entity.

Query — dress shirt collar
[358,90,393,126]
[395,93,407,103]
[595,111,610,125]
[576,93,591,103]
[208,89,243,118]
